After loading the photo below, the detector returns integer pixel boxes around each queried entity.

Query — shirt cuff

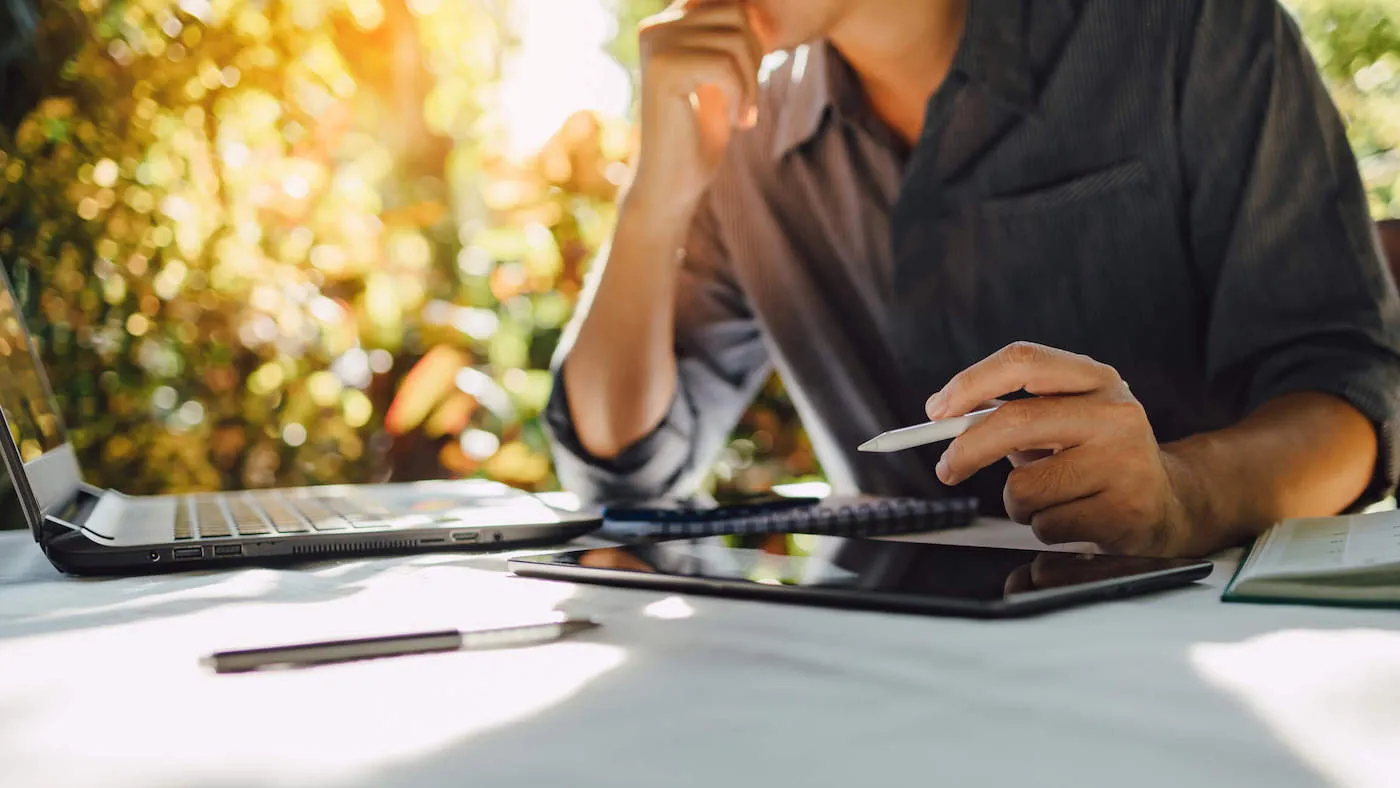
[543,368,698,505]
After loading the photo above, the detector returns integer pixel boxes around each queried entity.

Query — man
[545,0,1400,557]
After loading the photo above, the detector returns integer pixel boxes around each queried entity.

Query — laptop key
[321,495,391,519]
[195,499,232,538]
[174,500,194,540]
[293,499,351,531]
[260,499,310,533]
[226,497,272,536]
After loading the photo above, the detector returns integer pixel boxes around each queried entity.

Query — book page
[1243,511,1400,581]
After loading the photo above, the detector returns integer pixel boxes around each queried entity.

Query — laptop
[0,266,600,574]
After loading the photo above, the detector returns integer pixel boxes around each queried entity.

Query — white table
[1,520,1397,788]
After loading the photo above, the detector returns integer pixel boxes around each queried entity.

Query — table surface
[2,519,1398,788]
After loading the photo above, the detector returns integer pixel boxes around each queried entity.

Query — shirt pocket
[966,158,1204,383]
[981,159,1152,217]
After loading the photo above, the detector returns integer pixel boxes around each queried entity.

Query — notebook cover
[1221,535,1400,609]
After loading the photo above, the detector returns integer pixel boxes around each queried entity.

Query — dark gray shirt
[546,0,1400,515]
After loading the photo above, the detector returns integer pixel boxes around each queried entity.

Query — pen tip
[857,438,878,452]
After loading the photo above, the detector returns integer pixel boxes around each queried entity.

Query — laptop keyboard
[173,491,392,540]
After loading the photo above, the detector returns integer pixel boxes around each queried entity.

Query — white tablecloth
[1,520,1398,788]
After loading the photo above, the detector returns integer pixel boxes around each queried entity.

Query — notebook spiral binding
[624,497,979,539]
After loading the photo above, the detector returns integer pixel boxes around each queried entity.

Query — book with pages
[1223,509,1400,608]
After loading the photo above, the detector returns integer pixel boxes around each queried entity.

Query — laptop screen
[0,266,83,538]
[0,282,67,462]
[0,435,30,534]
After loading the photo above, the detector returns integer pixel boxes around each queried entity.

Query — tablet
[508,535,1214,618]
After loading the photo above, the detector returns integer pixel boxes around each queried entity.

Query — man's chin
[746,7,785,52]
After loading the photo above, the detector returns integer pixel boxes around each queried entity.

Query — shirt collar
[770,0,1037,160]
[769,42,843,160]
[952,0,1037,114]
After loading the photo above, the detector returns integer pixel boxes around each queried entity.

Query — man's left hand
[926,342,1203,556]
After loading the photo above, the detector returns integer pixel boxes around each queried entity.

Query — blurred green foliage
[1290,0,1400,218]
[0,0,1393,520]
[0,0,631,498]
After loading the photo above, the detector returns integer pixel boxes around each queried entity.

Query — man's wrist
[623,169,704,228]
[1160,435,1255,555]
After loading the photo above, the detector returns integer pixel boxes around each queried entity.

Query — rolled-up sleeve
[544,192,772,505]
[1181,0,1400,504]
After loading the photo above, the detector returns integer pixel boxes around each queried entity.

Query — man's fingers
[663,32,759,111]
[653,47,749,123]
[1029,495,1173,556]
[927,342,1123,419]
[1000,447,1107,524]
[1008,449,1053,467]
[640,9,760,121]
[1026,496,1124,549]
[935,396,1104,485]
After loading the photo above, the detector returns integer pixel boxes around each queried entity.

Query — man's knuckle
[1002,400,1034,431]
[1004,468,1035,505]
[1041,458,1079,494]
[1003,341,1042,365]
[1105,398,1145,424]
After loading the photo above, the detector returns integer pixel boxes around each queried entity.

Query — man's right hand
[633,0,764,216]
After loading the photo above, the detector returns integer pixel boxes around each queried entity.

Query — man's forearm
[561,195,690,460]
[1163,391,1379,554]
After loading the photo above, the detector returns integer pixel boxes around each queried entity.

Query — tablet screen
[513,534,1212,608]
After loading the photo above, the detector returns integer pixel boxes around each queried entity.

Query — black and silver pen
[204,616,600,674]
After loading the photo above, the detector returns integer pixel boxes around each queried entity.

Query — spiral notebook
[599,495,979,539]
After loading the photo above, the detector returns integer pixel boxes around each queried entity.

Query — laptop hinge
[41,484,107,539]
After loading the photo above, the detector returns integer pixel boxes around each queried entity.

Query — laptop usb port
[172,547,203,560]
[213,544,244,557]
[451,531,480,543]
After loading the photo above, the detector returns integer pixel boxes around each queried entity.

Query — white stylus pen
[857,406,1000,453]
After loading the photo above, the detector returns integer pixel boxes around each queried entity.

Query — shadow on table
[0,548,527,642]
[328,578,1355,788]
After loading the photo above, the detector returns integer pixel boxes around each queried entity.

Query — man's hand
[633,0,764,215]
[926,342,1203,556]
